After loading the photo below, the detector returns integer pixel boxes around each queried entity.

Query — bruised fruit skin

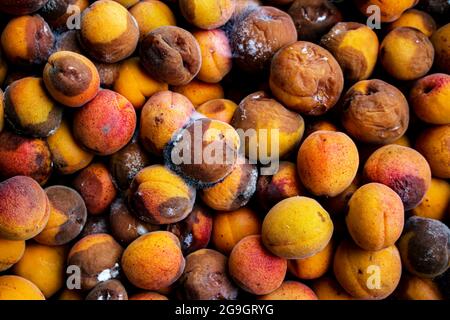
[0,276,45,300]
[34,186,87,246]
[259,281,318,300]
[178,249,238,300]
[0,239,25,272]
[197,99,237,124]
[363,144,432,211]
[179,0,235,30]
[312,277,354,300]
[43,51,100,108]
[80,214,110,238]
[79,0,139,63]
[173,80,224,107]
[410,73,450,125]
[122,231,185,290]
[194,29,232,83]
[1,15,54,66]
[129,292,168,300]
[387,9,436,37]
[130,0,176,40]
[0,131,52,185]
[128,165,196,225]
[321,22,379,82]
[4,77,63,138]
[398,216,450,278]
[431,23,450,74]
[212,207,261,255]
[395,274,443,300]
[346,183,404,251]
[40,0,89,30]
[415,125,450,179]
[380,27,434,81]
[269,41,344,115]
[288,240,334,280]
[86,280,128,300]
[113,57,168,109]
[231,91,305,163]
[140,26,202,86]
[139,91,195,156]
[411,178,450,221]
[0,0,49,15]
[73,163,117,215]
[262,196,333,259]
[297,131,359,197]
[13,244,66,298]
[200,157,258,211]
[167,204,213,254]
[256,161,304,212]
[47,119,94,175]
[229,235,287,295]
[73,89,137,156]
[67,233,123,291]
[95,62,120,88]
[334,240,402,300]
[355,0,419,23]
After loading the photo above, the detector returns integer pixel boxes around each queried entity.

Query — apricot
[140,26,201,86]
[130,0,176,40]
[297,131,359,197]
[231,6,297,73]
[113,0,138,8]
[13,244,66,298]
[95,62,121,88]
[79,0,139,63]
[86,280,128,300]
[122,231,185,290]
[355,0,419,22]
[40,0,89,30]
[4,77,63,138]
[387,9,436,37]
[410,73,450,125]
[312,277,354,300]
[67,233,123,290]
[212,207,261,255]
[415,125,450,178]
[128,165,196,224]
[73,89,137,155]
[259,281,318,300]
[43,51,100,108]
[0,0,48,15]
[305,120,338,137]
[173,80,224,107]
[58,289,84,300]
[200,157,258,210]
[323,175,360,217]
[269,41,344,115]
[80,214,110,238]
[179,0,234,30]
[420,0,450,17]
[321,22,378,82]
[1,15,54,66]
[380,27,434,81]
[288,240,334,280]
[0,239,25,272]
[197,99,238,124]
[34,186,87,246]
[113,57,168,109]
[0,131,52,185]
[0,276,45,300]
[234,0,261,17]
[0,50,7,87]
[129,292,168,300]
[262,196,333,259]
[363,144,431,210]
[398,216,449,278]
[411,178,450,221]
[139,91,195,156]
[431,23,450,73]
[231,91,305,163]
[73,163,117,215]
[395,274,443,300]
[194,29,232,83]
[47,119,94,175]
[0,176,50,240]
[346,183,404,251]
[334,240,402,300]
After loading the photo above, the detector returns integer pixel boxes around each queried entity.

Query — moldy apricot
[40,0,89,30]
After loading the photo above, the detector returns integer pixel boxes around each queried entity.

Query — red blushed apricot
[387,9,436,37]
[44,51,100,108]
[197,99,237,124]
[173,80,224,107]
[288,240,334,280]
[355,0,419,22]
[122,231,185,290]
[0,131,52,185]
[73,89,136,156]
[129,292,168,300]
[194,29,232,83]
[312,277,354,300]
[259,281,318,300]
[0,239,25,272]
[0,276,45,300]
[228,235,287,295]
[395,274,444,300]
[363,144,432,211]
[0,176,50,241]
[73,163,117,215]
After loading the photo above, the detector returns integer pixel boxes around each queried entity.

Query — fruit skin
[431,23,450,74]
[288,240,334,280]
[411,178,450,221]
[297,131,359,197]
[197,99,237,124]
[85,280,128,300]
[0,275,45,300]
[179,0,235,30]
[333,240,402,300]
[259,281,318,300]
[387,9,436,37]
[395,274,443,300]
[312,277,354,300]
[172,80,224,107]
[129,292,168,300]
[121,231,185,291]
[346,183,404,251]
[228,235,287,295]
[262,196,333,259]
[355,0,419,23]
[39,0,89,30]
[0,239,25,272]
[0,0,49,15]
